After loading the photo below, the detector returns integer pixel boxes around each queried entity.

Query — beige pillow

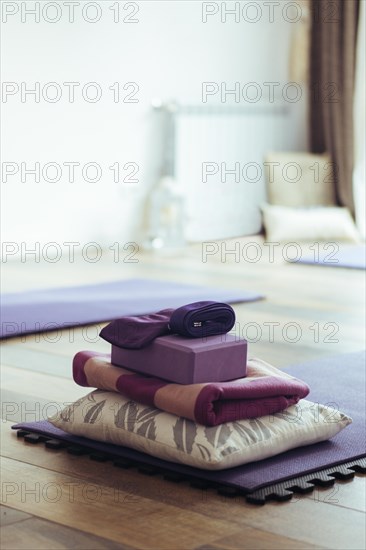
[261,204,361,243]
[264,152,336,207]
[49,390,351,471]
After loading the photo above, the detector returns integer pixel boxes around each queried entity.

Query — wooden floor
[1,238,365,549]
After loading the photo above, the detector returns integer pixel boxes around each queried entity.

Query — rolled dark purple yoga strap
[169,301,236,338]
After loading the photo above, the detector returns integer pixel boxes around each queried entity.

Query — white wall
[1,0,308,249]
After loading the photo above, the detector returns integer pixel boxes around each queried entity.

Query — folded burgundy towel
[73,352,310,426]
[100,301,236,349]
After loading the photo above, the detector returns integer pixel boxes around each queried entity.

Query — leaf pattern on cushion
[114,401,138,430]
[60,392,95,423]
[196,443,211,461]
[135,408,161,441]
[231,421,257,444]
[72,397,85,409]
[204,424,232,448]
[173,418,197,453]
[136,408,161,424]
[249,418,272,441]
[220,446,239,457]
[84,400,106,424]
[86,392,97,403]
[274,409,303,424]
[60,406,74,423]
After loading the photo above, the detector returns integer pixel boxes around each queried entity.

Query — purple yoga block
[111,334,247,384]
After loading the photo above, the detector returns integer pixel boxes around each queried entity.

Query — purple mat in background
[12,351,366,491]
[295,245,366,269]
[0,278,263,339]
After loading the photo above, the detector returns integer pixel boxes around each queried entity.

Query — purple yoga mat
[295,245,366,269]
[0,278,263,339]
[12,351,366,491]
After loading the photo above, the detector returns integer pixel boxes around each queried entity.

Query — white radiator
[156,103,293,241]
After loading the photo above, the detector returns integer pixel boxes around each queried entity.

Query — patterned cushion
[49,391,351,470]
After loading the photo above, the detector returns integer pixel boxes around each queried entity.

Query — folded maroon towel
[73,352,310,426]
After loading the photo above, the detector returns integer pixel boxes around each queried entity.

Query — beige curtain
[309,0,360,214]
[289,0,311,83]
[353,0,366,238]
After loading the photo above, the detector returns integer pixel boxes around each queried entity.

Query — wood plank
[0,504,31,527]
[1,388,88,425]
[303,477,366,513]
[231,498,366,550]
[194,527,326,550]
[0,516,134,550]
[1,346,71,378]
[1,457,242,550]
[3,325,110,357]
[1,365,89,424]
[1,365,88,403]
[5,458,355,550]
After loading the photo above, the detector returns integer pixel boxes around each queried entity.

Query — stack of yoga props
[44,301,352,471]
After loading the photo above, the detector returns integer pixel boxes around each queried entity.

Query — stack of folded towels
[49,301,351,470]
